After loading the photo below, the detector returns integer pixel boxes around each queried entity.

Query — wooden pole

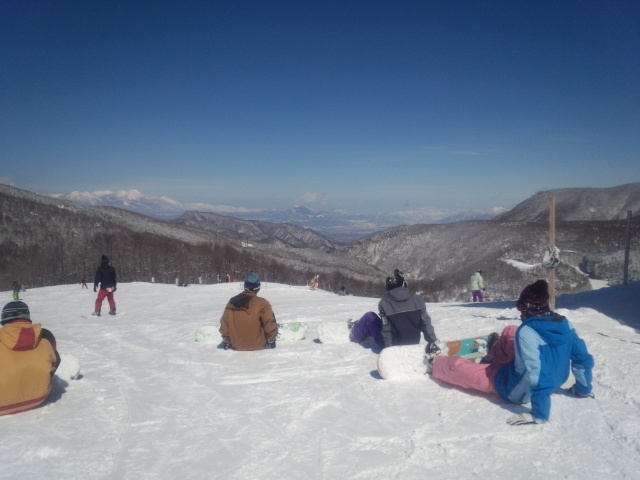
[549,197,556,310]
[623,210,632,286]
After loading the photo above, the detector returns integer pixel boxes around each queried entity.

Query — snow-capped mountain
[52,190,501,242]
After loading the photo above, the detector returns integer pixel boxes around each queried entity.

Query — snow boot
[108,309,116,316]
[480,332,500,364]
[92,311,101,317]
[424,353,438,375]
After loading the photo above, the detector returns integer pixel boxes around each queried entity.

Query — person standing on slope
[93,255,117,316]
[218,272,278,351]
[469,269,485,302]
[12,281,21,301]
[0,301,61,415]
[378,270,439,354]
[428,279,594,425]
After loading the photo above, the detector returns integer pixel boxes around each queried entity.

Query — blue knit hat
[1,301,31,325]
[244,272,261,291]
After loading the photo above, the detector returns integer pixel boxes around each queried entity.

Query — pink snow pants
[431,325,517,395]
[95,288,116,313]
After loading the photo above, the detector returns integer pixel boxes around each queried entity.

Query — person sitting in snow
[218,272,278,351]
[0,301,61,415]
[348,311,385,350]
[93,255,117,316]
[428,279,594,425]
[377,270,439,353]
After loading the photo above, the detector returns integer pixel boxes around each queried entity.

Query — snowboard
[194,322,308,344]
[56,353,82,380]
[377,334,491,380]
[316,321,351,344]
[82,312,126,318]
[276,322,308,341]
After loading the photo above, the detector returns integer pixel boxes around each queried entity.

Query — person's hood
[0,321,43,351]
[228,291,257,311]
[386,286,412,303]
[522,313,570,347]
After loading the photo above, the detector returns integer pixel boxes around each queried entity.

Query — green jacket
[469,272,484,290]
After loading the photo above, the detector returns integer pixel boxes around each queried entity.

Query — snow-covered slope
[1,281,639,479]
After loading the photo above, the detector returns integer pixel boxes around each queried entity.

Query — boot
[480,332,500,364]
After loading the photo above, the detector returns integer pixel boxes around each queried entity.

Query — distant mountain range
[2,182,639,302]
[52,189,505,241]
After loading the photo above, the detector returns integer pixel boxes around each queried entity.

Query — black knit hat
[101,255,109,263]
[516,280,551,317]
[1,301,31,325]
[386,272,405,291]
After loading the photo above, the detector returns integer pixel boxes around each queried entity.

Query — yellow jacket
[0,321,60,415]
[219,291,278,350]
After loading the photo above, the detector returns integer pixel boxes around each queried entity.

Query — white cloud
[294,191,328,206]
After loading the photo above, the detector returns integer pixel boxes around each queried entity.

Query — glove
[217,342,231,350]
[506,413,537,425]
[569,385,595,399]
[113,286,117,292]
[93,287,97,292]
[425,342,441,355]
[265,341,276,349]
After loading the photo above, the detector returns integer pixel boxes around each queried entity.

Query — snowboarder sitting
[93,255,117,316]
[428,279,594,425]
[0,301,61,415]
[378,270,439,354]
[218,272,278,351]
[348,311,385,350]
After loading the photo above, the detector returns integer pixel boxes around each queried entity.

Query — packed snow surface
[1,281,639,479]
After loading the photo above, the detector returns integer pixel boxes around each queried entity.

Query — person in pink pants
[431,325,517,394]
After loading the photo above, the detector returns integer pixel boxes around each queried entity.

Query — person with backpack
[93,255,117,316]
[218,272,278,351]
[378,270,439,354]
[428,279,594,425]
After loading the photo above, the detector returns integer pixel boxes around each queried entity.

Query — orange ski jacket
[0,321,60,415]
[219,291,278,350]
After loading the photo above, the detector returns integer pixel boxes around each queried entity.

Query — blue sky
[1,1,638,214]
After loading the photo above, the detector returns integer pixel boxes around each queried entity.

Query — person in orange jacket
[219,272,278,351]
[0,301,61,415]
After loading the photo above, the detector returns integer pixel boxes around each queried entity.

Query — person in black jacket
[378,270,440,354]
[93,255,117,316]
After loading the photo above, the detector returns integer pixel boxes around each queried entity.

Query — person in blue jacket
[429,279,594,425]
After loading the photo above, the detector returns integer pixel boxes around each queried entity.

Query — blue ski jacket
[493,312,594,422]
